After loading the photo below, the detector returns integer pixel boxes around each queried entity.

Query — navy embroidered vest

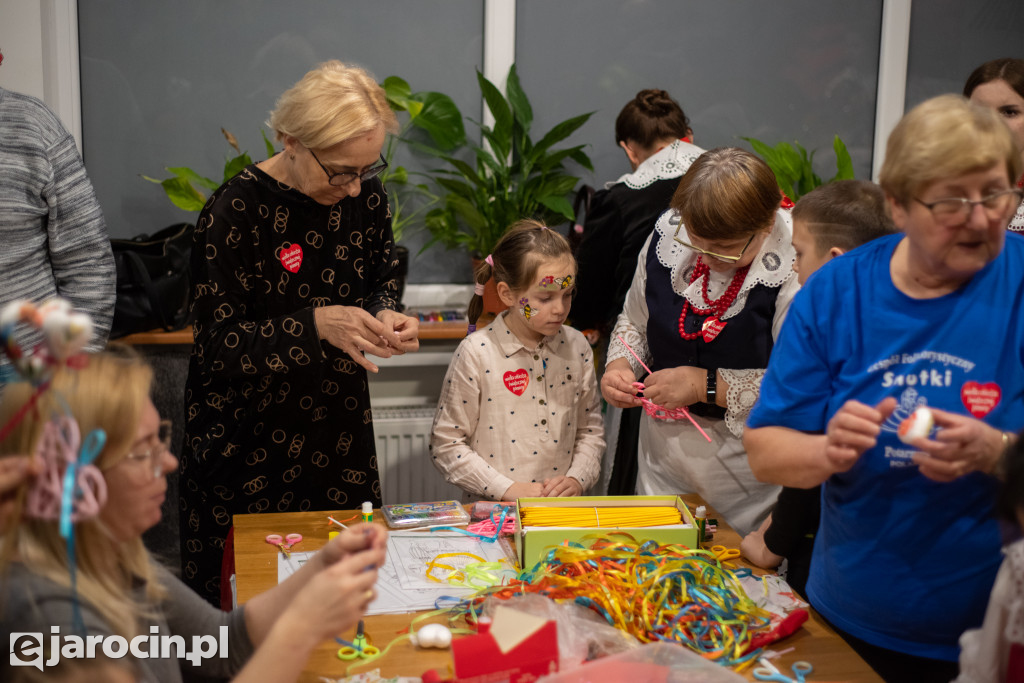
[645,230,779,417]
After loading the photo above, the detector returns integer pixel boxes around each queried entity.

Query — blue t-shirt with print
[748,232,1024,660]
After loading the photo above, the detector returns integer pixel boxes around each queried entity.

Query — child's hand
[501,482,544,501]
[541,476,582,497]
[602,359,641,408]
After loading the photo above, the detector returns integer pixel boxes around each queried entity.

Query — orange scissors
[265,533,302,556]
[710,545,741,564]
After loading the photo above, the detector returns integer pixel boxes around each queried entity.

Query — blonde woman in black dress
[180,61,419,605]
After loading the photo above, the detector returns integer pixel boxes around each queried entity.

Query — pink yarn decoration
[24,416,107,523]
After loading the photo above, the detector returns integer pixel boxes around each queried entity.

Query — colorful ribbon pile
[448,535,772,668]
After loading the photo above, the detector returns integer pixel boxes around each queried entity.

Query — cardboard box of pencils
[513,495,699,570]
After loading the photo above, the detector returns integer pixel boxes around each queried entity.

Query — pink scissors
[265,533,302,556]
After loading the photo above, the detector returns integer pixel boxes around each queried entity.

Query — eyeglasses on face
[673,228,757,263]
[308,148,388,187]
[121,419,172,479]
[914,188,1023,225]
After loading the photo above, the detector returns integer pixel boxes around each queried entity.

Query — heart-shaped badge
[961,381,1001,418]
[503,369,529,396]
[280,244,303,273]
[701,316,727,343]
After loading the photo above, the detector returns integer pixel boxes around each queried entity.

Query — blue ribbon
[61,427,105,636]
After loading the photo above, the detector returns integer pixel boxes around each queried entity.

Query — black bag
[110,223,194,338]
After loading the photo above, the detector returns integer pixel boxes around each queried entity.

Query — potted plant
[143,128,276,210]
[422,65,594,309]
[379,76,466,305]
[740,134,855,201]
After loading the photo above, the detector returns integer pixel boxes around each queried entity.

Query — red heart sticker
[503,369,529,396]
[280,244,303,273]
[961,381,1001,418]
[701,316,727,343]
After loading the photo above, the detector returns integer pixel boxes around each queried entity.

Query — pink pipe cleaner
[615,335,712,442]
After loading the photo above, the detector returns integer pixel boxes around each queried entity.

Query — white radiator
[373,402,464,505]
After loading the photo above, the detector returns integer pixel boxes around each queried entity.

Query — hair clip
[474,283,486,296]
[485,254,494,267]
[24,415,107,531]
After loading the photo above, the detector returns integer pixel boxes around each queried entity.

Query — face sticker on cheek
[538,274,574,290]
[519,297,534,320]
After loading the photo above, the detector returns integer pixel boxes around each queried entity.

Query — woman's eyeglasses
[122,420,172,479]
[309,149,388,187]
[914,188,1023,225]
[673,228,756,263]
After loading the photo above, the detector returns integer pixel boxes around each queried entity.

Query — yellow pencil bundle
[519,505,683,528]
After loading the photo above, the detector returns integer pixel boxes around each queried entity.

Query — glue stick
[694,506,707,548]
[361,501,373,523]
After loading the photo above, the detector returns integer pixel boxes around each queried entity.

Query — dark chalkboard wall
[79,0,1023,284]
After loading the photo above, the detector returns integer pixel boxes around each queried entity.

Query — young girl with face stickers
[430,221,605,501]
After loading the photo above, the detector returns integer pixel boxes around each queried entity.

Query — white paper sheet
[275,531,514,615]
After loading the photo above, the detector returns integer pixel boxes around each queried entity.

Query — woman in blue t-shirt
[745,94,1024,682]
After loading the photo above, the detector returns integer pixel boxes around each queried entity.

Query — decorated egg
[898,406,934,444]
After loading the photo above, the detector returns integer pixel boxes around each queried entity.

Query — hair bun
[637,89,672,115]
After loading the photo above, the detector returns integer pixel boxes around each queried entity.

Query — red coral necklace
[678,257,749,343]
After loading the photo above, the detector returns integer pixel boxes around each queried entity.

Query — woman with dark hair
[964,57,1024,231]
[573,89,705,494]
[602,147,797,534]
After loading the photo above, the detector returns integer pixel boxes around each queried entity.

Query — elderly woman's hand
[376,309,419,354]
[314,305,395,373]
[909,408,1007,482]
[824,398,897,474]
[643,366,704,410]
[601,358,641,409]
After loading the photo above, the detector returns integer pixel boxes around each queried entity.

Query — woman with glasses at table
[0,350,387,682]
[181,60,418,607]
[601,147,798,535]
[744,95,1024,682]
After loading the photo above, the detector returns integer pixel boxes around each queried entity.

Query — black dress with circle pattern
[179,164,395,605]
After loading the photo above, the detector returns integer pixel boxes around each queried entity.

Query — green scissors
[336,620,380,661]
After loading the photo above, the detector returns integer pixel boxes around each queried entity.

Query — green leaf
[567,149,593,170]
[262,130,276,159]
[382,76,413,111]
[532,113,593,156]
[505,64,533,132]
[441,156,486,190]
[831,135,855,181]
[160,176,207,212]
[165,166,219,192]
[223,153,252,183]
[477,70,512,155]
[388,165,409,185]
[409,91,465,150]
[448,194,488,231]
[537,195,575,221]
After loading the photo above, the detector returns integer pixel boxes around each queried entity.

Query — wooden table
[234,497,881,682]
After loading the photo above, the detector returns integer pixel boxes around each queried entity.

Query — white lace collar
[1009,196,1024,232]
[653,208,796,320]
[611,140,706,190]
